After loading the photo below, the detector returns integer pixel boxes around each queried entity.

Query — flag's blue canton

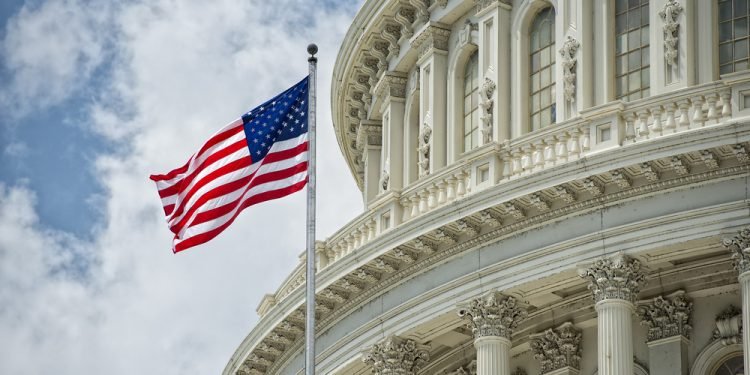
[242,77,309,162]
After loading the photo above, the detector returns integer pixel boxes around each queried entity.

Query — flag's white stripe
[156,128,247,190]
[159,131,308,203]
[175,170,308,243]
[161,194,177,207]
[163,145,251,207]
[171,149,308,233]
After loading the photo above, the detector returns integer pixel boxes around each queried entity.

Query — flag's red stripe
[186,162,308,228]
[262,142,308,164]
[163,204,175,216]
[167,144,307,231]
[166,155,253,221]
[172,179,308,253]
[169,171,256,235]
[149,122,244,182]
[157,138,248,198]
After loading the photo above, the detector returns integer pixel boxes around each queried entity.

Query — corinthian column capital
[578,255,647,304]
[458,291,528,339]
[638,291,693,342]
[362,335,430,375]
[722,227,750,275]
[530,322,582,374]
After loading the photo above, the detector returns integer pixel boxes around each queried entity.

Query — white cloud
[0,0,364,374]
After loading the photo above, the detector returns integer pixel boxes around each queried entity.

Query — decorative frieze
[474,0,511,13]
[733,144,749,163]
[353,268,380,284]
[503,202,525,219]
[659,0,683,66]
[722,226,750,274]
[640,163,660,181]
[356,121,382,150]
[373,258,398,273]
[700,150,719,169]
[458,292,528,339]
[530,322,582,374]
[670,156,689,175]
[610,170,631,188]
[392,248,417,263]
[434,228,457,245]
[455,219,479,236]
[479,78,496,144]
[320,289,347,304]
[559,36,580,102]
[363,335,430,375]
[581,178,603,196]
[475,209,501,227]
[713,305,742,345]
[529,193,550,212]
[579,255,647,304]
[375,72,407,103]
[412,237,437,254]
[638,291,693,341]
[555,186,577,203]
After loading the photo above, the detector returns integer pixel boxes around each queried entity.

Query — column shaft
[596,300,634,375]
[475,336,510,375]
[741,273,750,373]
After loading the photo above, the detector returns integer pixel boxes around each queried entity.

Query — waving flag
[150,77,309,253]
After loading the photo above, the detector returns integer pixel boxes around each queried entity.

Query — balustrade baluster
[557,133,569,162]
[521,145,533,172]
[544,136,557,165]
[650,106,663,135]
[636,110,650,139]
[663,103,676,132]
[623,113,636,141]
[533,142,545,171]
[568,129,581,158]
[410,195,420,218]
[437,181,447,204]
[692,95,705,127]
[511,149,523,176]
[581,126,591,152]
[456,172,467,197]
[677,99,691,127]
[419,190,429,214]
[706,93,719,123]
[427,185,438,209]
[446,176,457,201]
[400,198,411,222]
[720,90,732,118]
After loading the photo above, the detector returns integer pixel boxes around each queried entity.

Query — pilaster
[638,291,693,375]
[476,0,512,143]
[363,335,430,375]
[375,72,408,193]
[530,322,582,375]
[722,226,750,372]
[579,255,647,375]
[412,23,450,175]
[357,120,383,203]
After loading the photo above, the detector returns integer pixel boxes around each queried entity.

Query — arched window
[714,354,743,375]
[463,52,479,152]
[719,0,750,74]
[530,7,556,131]
[615,0,650,100]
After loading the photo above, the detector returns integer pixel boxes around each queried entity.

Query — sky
[0,0,364,374]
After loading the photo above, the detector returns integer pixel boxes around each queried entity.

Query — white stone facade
[225,0,750,374]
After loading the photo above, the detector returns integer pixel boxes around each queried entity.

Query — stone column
[458,291,528,375]
[357,120,382,203]
[722,227,750,372]
[362,335,430,375]
[530,322,582,375]
[579,255,647,375]
[411,23,450,175]
[637,291,693,375]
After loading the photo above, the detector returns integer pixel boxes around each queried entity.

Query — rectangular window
[719,0,750,74]
[615,0,650,100]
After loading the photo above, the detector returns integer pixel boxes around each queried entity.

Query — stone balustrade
[258,80,737,317]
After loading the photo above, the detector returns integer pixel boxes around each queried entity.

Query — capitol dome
[225,0,750,374]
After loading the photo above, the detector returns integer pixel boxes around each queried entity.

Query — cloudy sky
[0,0,364,373]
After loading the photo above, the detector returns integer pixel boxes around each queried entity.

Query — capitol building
[225,0,750,374]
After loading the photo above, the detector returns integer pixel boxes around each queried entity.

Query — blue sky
[0,1,363,374]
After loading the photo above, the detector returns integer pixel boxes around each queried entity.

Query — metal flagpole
[305,43,318,375]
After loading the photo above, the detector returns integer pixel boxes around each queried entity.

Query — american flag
[150,77,309,253]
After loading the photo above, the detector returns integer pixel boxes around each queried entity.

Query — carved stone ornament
[659,0,683,66]
[530,322,582,374]
[381,158,391,191]
[638,291,693,342]
[722,226,750,275]
[396,6,416,40]
[450,360,477,375]
[418,119,432,176]
[474,0,511,13]
[457,291,528,339]
[362,335,430,375]
[578,255,647,304]
[712,305,742,345]
[479,78,496,144]
[411,25,451,60]
[559,36,580,102]
[511,368,528,375]
[456,20,478,49]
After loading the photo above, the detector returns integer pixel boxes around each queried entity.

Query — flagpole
[305,43,318,375]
